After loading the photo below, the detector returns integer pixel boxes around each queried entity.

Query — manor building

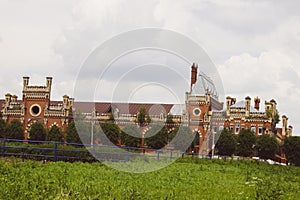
[0,64,293,155]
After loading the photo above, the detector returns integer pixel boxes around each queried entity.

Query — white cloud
[0,0,300,135]
[218,49,300,135]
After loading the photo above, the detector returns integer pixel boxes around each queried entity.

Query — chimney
[254,97,260,111]
[46,77,52,88]
[190,63,198,92]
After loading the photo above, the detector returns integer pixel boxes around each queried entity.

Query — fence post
[1,139,6,157]
[170,150,173,160]
[157,150,160,161]
[54,142,58,162]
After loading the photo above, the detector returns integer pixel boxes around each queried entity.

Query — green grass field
[0,157,300,199]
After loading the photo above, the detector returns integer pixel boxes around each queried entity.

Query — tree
[73,121,91,144]
[136,106,150,126]
[47,125,63,142]
[98,122,120,145]
[166,114,174,124]
[256,134,278,160]
[0,112,7,138]
[237,129,256,157]
[215,129,237,156]
[165,114,175,130]
[121,125,141,148]
[144,124,168,149]
[169,126,194,152]
[29,122,46,141]
[283,136,300,166]
[66,122,82,144]
[6,119,24,140]
[266,109,280,133]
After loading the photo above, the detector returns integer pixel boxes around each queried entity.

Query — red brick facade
[1,77,73,139]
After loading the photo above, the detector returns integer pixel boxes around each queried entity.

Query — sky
[0,0,300,135]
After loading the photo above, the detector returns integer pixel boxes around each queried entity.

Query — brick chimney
[254,97,260,111]
[190,63,198,92]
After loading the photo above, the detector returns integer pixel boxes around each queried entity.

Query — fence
[0,138,182,163]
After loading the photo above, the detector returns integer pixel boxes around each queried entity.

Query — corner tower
[185,64,223,154]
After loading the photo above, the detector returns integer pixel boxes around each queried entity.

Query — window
[251,126,256,133]
[258,126,263,135]
[230,125,234,132]
[30,104,41,117]
[241,125,245,130]
[193,108,201,116]
[235,122,240,134]
[219,125,224,131]
[213,126,217,133]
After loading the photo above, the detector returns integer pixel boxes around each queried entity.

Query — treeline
[215,129,300,166]
[0,111,195,151]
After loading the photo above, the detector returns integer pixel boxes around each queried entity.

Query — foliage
[74,121,91,144]
[237,129,256,157]
[144,124,168,149]
[1,157,300,199]
[29,122,46,141]
[256,134,278,160]
[215,129,237,156]
[170,126,194,152]
[98,122,120,146]
[266,109,280,124]
[47,125,63,142]
[165,114,174,125]
[136,106,150,126]
[274,110,280,124]
[121,125,141,148]
[192,130,200,147]
[6,119,24,140]
[109,112,114,121]
[0,141,95,162]
[66,122,81,144]
[0,112,6,138]
[283,136,300,166]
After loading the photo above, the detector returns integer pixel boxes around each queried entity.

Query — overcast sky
[0,0,300,135]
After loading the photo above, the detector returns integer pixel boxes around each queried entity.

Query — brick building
[1,77,73,139]
[0,64,293,155]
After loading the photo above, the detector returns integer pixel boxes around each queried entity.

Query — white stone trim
[29,104,42,117]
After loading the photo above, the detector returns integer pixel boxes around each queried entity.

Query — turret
[245,96,251,117]
[270,99,277,116]
[46,77,52,89]
[226,96,232,117]
[69,98,74,107]
[63,94,69,109]
[5,93,11,107]
[23,77,29,88]
[11,95,17,102]
[282,115,288,136]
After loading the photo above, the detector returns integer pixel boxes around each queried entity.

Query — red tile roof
[73,102,174,115]
[73,102,111,114]
[0,99,174,115]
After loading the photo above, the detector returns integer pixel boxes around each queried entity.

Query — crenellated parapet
[22,77,52,99]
